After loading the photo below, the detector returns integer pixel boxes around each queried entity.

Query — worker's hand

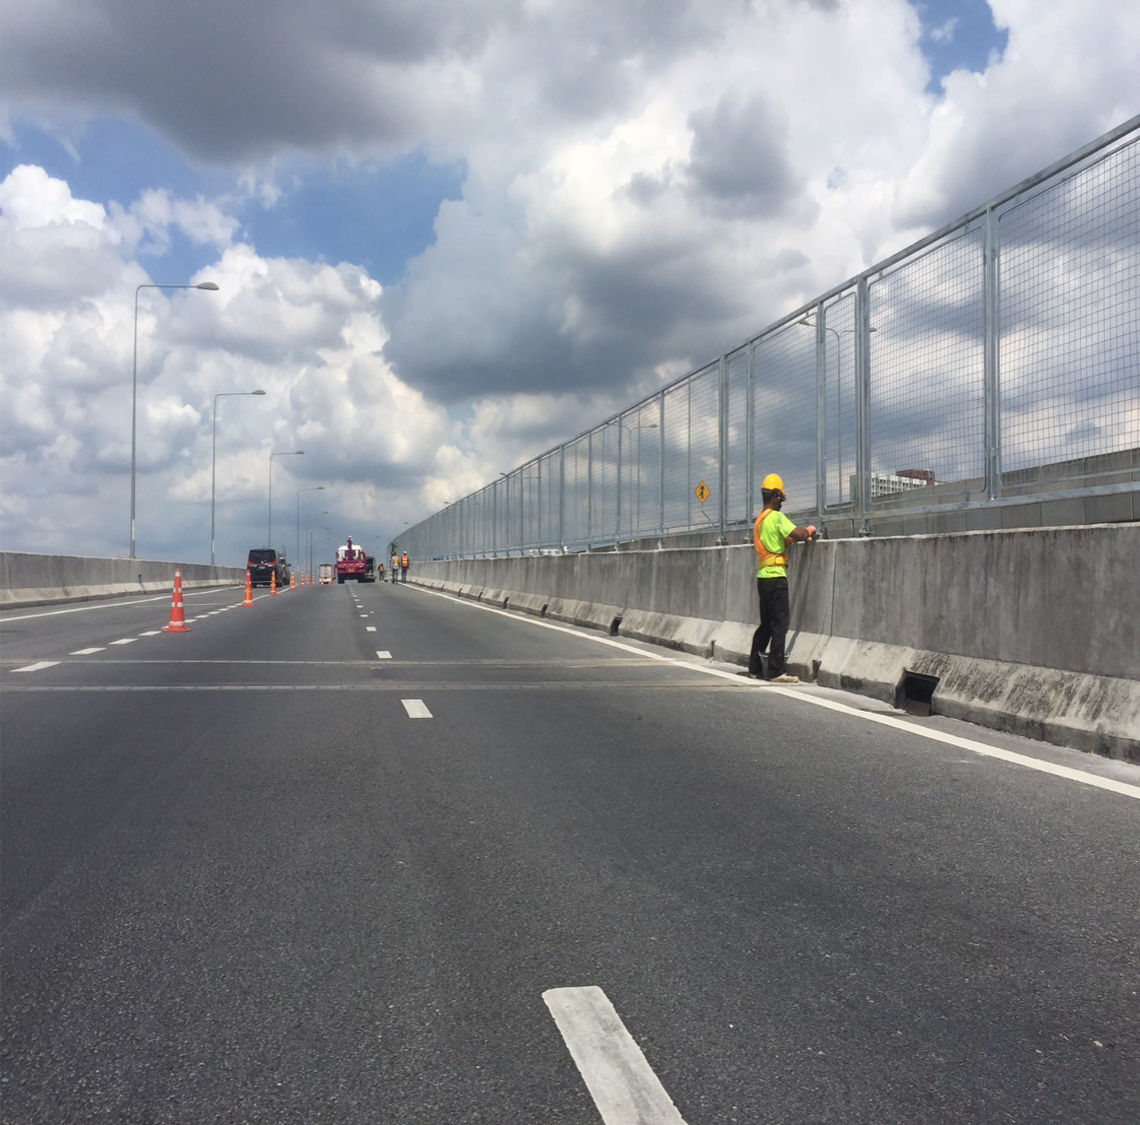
[805,524,817,540]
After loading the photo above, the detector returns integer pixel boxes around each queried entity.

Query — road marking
[13,661,61,673]
[70,647,105,655]
[109,638,137,645]
[409,585,1140,802]
[543,986,687,1125]
[366,626,377,632]
[376,650,392,659]
[402,699,432,718]
[0,589,238,623]
[360,614,368,618]
[138,631,161,636]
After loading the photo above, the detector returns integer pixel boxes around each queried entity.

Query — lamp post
[296,486,325,570]
[211,389,265,567]
[268,450,304,550]
[308,514,328,579]
[130,280,219,557]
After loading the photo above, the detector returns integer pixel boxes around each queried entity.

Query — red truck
[334,536,368,583]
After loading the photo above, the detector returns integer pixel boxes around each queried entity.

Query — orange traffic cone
[270,569,277,597]
[290,571,296,590]
[242,569,254,606]
[162,569,191,633]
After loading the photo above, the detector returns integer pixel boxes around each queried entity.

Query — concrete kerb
[0,551,247,610]
[407,526,1139,760]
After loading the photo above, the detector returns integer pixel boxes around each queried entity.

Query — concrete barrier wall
[0,553,246,609]
[409,525,1140,760]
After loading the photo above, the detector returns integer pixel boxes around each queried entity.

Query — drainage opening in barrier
[610,616,622,636]
[897,671,939,717]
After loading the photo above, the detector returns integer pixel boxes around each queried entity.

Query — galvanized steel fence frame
[402,117,1139,560]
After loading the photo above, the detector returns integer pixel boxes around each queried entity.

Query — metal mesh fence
[402,119,1138,560]
[868,225,987,500]
[998,133,1140,481]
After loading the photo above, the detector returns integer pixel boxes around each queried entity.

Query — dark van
[247,547,289,588]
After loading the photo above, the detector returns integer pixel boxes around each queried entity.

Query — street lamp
[130,280,219,557]
[211,389,266,567]
[308,515,329,578]
[296,486,325,568]
[268,450,304,550]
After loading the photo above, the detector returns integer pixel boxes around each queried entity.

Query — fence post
[746,340,755,532]
[855,276,872,535]
[814,305,826,519]
[718,354,728,543]
[658,389,666,546]
[984,206,1001,501]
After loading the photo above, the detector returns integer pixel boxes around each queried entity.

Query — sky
[1,0,1137,567]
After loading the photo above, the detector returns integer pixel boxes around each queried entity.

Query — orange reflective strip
[753,510,787,569]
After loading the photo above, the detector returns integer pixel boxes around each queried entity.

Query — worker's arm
[787,524,818,543]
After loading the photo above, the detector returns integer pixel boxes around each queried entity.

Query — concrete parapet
[1,552,246,609]
[410,524,1140,760]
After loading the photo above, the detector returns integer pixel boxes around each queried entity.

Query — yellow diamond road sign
[695,480,710,504]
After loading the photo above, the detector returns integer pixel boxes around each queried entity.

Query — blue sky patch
[916,0,1008,92]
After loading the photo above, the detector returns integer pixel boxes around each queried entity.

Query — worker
[400,552,409,583]
[748,473,816,683]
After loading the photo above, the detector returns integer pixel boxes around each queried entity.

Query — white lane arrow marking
[543,986,688,1124]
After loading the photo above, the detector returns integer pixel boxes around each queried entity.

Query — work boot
[771,673,799,684]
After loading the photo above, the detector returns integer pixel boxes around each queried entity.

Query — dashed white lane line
[543,986,687,1125]
[408,583,1140,803]
[138,631,161,637]
[109,638,137,646]
[366,626,377,633]
[70,647,105,655]
[13,661,61,673]
[376,650,392,660]
[401,699,432,718]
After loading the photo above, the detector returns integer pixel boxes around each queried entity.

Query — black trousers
[749,576,790,678]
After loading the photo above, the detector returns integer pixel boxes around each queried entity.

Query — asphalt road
[2,580,1138,1123]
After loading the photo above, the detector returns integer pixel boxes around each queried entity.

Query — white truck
[318,563,334,585]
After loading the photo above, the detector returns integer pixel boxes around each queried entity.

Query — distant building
[850,470,936,501]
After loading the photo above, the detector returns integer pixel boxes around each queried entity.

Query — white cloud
[2,0,1137,559]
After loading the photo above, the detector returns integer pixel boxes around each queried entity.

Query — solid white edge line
[0,588,238,623]
[407,584,1140,802]
[12,661,61,673]
[401,699,432,718]
[543,986,687,1125]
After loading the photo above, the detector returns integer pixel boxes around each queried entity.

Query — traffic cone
[162,569,191,633]
[270,569,278,597]
[242,569,254,606]
[290,571,296,590]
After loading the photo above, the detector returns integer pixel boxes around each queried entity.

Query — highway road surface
[2,579,1138,1123]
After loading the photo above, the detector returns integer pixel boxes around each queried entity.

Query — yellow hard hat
[761,472,785,494]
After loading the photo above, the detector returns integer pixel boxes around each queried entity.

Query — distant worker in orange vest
[400,552,409,583]
[748,473,816,683]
